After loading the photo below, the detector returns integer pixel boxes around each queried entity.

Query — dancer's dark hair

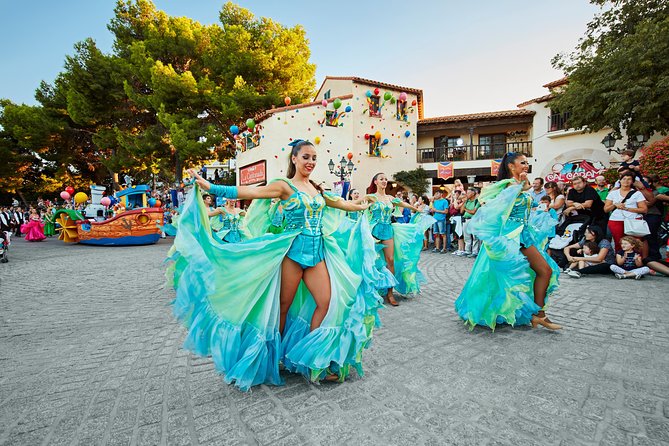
[367,173,384,194]
[347,188,358,200]
[286,139,322,193]
[496,152,524,181]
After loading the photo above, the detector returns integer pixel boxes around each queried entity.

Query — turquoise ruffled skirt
[455,184,560,330]
[167,186,384,390]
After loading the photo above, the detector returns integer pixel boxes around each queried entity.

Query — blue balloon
[148,198,157,207]
[230,125,239,135]
[365,90,372,98]
[345,105,352,113]
[404,130,411,137]
[382,138,389,145]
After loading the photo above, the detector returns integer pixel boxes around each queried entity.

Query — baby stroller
[0,231,10,263]
[548,215,591,268]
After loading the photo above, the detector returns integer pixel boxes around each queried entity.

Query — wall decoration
[437,162,454,180]
[545,159,606,182]
[318,101,350,127]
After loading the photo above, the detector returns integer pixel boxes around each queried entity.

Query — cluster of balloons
[60,186,89,204]
[229,119,256,137]
[148,198,162,207]
[363,131,389,145]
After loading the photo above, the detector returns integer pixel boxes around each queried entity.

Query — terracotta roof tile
[418,109,535,125]
[542,77,568,89]
[254,94,353,124]
[517,93,554,108]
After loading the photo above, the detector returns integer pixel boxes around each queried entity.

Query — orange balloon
[155,199,162,207]
[374,131,382,140]
[347,152,353,160]
[284,97,291,106]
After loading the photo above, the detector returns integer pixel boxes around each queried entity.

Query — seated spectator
[567,241,599,271]
[564,175,607,231]
[544,181,566,215]
[611,236,651,279]
[563,226,615,277]
[647,258,669,276]
[604,171,648,251]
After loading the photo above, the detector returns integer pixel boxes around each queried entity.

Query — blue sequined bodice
[282,190,326,236]
[221,211,242,231]
[508,192,532,224]
[368,195,399,225]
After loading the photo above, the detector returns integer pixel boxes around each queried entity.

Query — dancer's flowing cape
[455,180,560,330]
[166,179,385,391]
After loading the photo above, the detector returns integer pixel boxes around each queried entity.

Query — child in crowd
[610,236,651,279]
[568,241,600,271]
[617,149,641,174]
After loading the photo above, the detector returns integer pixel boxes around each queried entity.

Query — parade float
[55,184,163,246]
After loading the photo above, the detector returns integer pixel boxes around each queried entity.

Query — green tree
[392,167,430,195]
[550,0,669,138]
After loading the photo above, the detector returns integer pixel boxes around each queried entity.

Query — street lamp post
[601,132,649,155]
[328,156,354,182]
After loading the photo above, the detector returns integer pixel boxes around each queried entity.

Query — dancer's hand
[187,169,211,191]
[356,199,371,211]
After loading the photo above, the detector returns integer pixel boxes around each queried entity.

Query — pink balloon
[399,92,408,101]
[321,99,328,107]
[60,191,71,200]
[100,197,111,207]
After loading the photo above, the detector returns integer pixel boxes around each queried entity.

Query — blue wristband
[209,183,238,199]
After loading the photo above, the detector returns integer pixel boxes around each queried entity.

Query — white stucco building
[235,76,423,193]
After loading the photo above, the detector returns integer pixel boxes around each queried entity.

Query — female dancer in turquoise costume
[171,140,385,391]
[346,188,361,221]
[213,198,246,243]
[365,173,435,306]
[455,152,561,330]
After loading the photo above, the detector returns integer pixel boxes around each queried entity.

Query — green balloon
[384,92,392,101]
[246,118,255,130]
[333,98,342,109]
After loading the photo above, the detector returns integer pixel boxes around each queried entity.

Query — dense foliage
[392,167,430,195]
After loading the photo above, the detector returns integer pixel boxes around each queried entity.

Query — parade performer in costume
[169,139,385,391]
[455,152,561,330]
[346,189,361,221]
[365,173,435,306]
[21,209,46,242]
[214,198,246,243]
[43,207,56,237]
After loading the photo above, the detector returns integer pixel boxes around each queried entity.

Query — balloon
[321,99,328,107]
[382,138,389,145]
[374,131,382,140]
[65,186,75,195]
[155,199,162,207]
[399,92,408,102]
[332,98,342,109]
[383,92,392,101]
[100,197,111,207]
[345,105,352,113]
[365,90,372,98]
[314,136,321,144]
[74,192,88,204]
[364,133,370,140]
[373,88,380,95]
[390,97,396,104]
[284,97,291,106]
[148,198,157,207]
[405,130,411,137]
[60,191,70,200]
[229,125,239,135]
[246,118,255,130]
[412,99,417,106]
[347,152,353,160]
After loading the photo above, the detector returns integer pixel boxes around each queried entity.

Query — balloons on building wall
[373,88,380,95]
[321,99,328,107]
[65,186,75,195]
[246,118,255,130]
[382,138,389,145]
[399,92,408,102]
[284,97,291,106]
[60,191,70,200]
[345,105,352,113]
[347,152,353,160]
[405,130,411,137]
[411,99,417,106]
[364,133,370,140]
[230,125,239,135]
[365,90,372,98]
[74,192,88,204]
[374,131,382,140]
[383,92,392,101]
[333,98,342,109]
[314,136,321,144]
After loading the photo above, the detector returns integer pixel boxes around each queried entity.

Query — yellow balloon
[74,192,89,204]
[374,131,382,140]
[314,136,321,144]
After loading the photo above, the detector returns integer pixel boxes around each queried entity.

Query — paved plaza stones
[1,237,668,445]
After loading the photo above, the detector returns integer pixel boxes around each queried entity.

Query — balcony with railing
[416,141,533,163]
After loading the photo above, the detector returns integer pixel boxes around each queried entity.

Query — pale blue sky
[0,0,599,116]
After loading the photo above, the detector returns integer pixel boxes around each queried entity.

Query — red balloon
[373,88,380,95]
[155,199,162,207]
[284,97,291,106]
[347,152,353,160]
[364,133,370,140]
[411,99,417,106]
[65,186,75,195]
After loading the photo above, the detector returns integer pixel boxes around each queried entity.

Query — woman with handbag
[604,171,648,251]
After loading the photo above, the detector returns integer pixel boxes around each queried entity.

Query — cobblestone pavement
[1,237,669,446]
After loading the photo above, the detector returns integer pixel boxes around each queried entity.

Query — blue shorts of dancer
[372,223,393,241]
[223,230,242,243]
[287,234,325,269]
